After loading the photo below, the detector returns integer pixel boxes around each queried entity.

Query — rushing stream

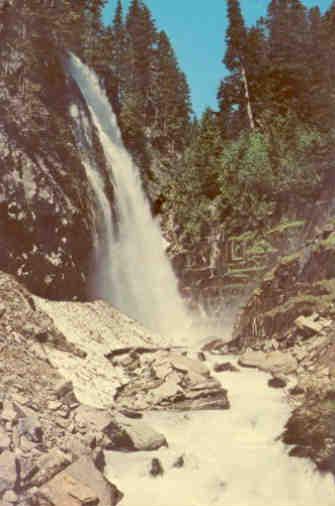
[106,355,335,506]
[67,55,335,505]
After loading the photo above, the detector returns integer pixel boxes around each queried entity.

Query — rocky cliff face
[230,220,335,474]
[0,1,112,300]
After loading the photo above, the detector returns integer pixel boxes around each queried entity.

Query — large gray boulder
[105,416,168,452]
[239,349,298,375]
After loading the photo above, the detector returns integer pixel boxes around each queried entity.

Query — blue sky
[103,0,333,117]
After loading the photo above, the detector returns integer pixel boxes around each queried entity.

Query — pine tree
[125,0,156,117]
[151,31,192,152]
[81,0,107,63]
[224,0,255,130]
[110,0,125,105]
[191,108,223,199]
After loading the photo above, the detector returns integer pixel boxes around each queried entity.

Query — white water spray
[68,54,189,339]
[106,358,335,506]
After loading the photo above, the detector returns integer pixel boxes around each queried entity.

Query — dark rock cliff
[0,1,112,300]
[231,220,335,475]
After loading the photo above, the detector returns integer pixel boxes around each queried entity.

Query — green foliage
[171,109,329,245]
[103,1,192,163]
[219,0,335,137]
[224,0,248,70]
[217,120,324,228]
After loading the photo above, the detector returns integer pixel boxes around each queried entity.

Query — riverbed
[106,356,335,506]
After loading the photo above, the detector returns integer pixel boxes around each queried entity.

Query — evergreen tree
[110,0,125,107]
[125,0,156,119]
[224,0,255,130]
[151,31,192,152]
[191,108,223,199]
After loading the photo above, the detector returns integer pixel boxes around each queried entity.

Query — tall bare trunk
[241,63,255,130]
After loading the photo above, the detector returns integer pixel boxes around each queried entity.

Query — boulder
[214,362,239,373]
[52,456,122,506]
[201,338,228,355]
[289,385,305,395]
[150,458,164,477]
[173,455,185,468]
[239,350,298,375]
[40,472,99,506]
[169,352,209,377]
[33,450,120,505]
[119,409,142,420]
[105,416,167,452]
[268,376,287,389]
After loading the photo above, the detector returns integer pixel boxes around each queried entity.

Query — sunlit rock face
[0,2,111,300]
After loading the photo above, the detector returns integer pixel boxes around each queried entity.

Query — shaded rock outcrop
[0,271,123,505]
[233,221,335,475]
[0,1,112,300]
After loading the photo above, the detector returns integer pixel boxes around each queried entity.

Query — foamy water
[106,356,335,506]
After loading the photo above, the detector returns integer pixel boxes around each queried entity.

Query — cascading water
[68,54,189,339]
[105,358,335,506]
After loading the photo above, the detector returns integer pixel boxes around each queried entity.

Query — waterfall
[68,54,189,339]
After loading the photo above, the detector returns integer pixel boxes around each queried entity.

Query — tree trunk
[241,63,255,130]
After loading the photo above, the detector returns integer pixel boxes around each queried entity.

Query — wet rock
[120,409,143,420]
[173,455,185,468]
[150,458,164,477]
[201,338,228,355]
[105,416,167,452]
[268,376,287,389]
[92,447,105,472]
[214,362,239,373]
[169,352,209,377]
[289,446,311,459]
[197,352,206,362]
[239,350,298,375]
[289,385,305,395]
[283,397,335,475]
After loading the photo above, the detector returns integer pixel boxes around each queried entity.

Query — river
[106,354,335,506]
